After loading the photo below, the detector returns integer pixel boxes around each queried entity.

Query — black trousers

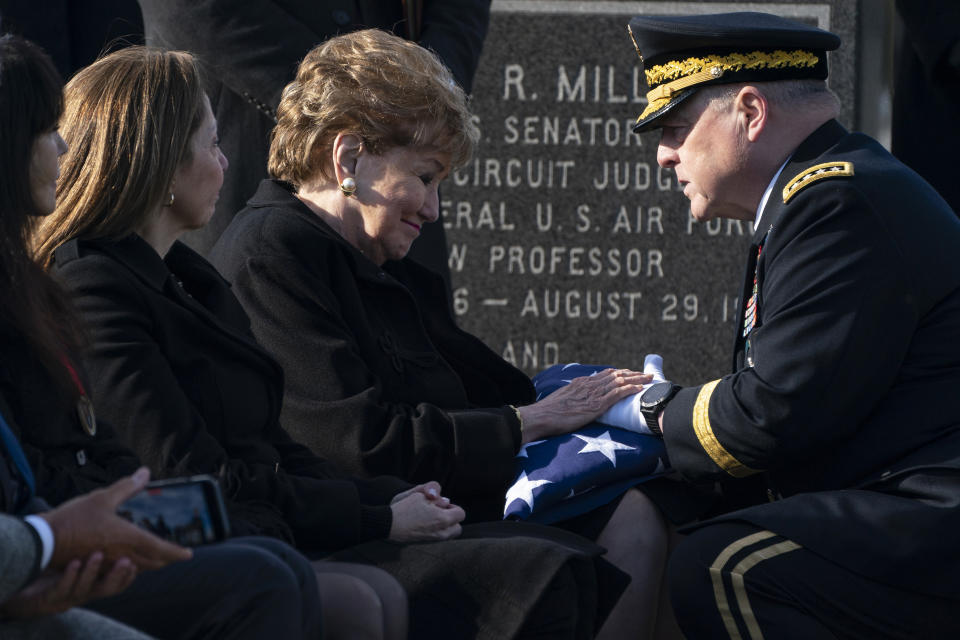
[669,522,960,640]
[88,536,322,640]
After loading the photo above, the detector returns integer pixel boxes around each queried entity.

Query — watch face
[641,382,673,406]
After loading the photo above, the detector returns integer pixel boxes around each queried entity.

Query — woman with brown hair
[0,33,321,640]
[36,43,622,640]
[208,28,676,639]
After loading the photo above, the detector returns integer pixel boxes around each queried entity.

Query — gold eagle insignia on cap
[782,161,854,203]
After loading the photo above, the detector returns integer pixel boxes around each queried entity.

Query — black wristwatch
[639,382,681,437]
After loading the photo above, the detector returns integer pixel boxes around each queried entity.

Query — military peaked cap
[627,12,841,132]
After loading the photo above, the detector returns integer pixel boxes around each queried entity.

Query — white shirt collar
[754,158,790,232]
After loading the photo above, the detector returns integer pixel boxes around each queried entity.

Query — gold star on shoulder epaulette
[782,161,854,203]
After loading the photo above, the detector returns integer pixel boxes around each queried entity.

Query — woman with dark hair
[0,33,327,640]
[0,32,80,397]
[0,34,156,638]
[36,43,622,640]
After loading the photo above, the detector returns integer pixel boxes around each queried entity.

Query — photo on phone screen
[118,475,229,546]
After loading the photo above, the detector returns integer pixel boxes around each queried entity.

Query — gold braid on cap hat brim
[635,49,820,122]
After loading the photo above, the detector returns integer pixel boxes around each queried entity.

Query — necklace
[60,354,97,436]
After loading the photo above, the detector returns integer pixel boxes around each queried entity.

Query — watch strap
[643,408,663,437]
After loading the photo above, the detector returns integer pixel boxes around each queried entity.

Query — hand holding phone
[117,474,230,546]
[40,467,193,570]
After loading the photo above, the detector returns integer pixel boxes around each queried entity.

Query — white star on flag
[574,430,635,466]
[503,471,553,514]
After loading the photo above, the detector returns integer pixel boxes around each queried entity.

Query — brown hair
[33,46,205,269]
[269,28,478,188]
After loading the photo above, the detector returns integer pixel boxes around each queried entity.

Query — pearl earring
[340,177,357,197]
[165,192,175,206]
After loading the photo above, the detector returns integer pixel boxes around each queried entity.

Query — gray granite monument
[441,0,859,384]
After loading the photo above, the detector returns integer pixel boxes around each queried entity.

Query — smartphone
[118,474,230,546]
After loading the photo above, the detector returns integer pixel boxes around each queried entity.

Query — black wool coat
[53,234,624,640]
[663,120,960,597]
[211,180,535,521]
[53,235,408,551]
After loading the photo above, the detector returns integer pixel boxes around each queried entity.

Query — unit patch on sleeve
[782,161,854,203]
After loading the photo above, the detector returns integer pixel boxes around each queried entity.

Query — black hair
[0,33,64,217]
[0,34,82,397]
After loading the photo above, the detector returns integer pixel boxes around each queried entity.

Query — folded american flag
[503,364,670,524]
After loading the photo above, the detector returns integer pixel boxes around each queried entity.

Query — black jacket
[0,334,141,506]
[53,234,630,640]
[211,179,534,521]
[663,120,960,597]
[53,235,409,551]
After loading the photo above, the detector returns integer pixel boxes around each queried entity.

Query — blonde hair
[269,29,478,188]
[33,47,205,268]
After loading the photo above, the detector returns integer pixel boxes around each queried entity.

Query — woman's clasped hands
[388,481,465,543]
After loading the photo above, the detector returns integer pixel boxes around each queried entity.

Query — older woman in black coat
[209,28,676,640]
[36,45,620,640]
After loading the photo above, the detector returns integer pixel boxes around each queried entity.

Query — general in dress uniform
[625,12,960,639]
